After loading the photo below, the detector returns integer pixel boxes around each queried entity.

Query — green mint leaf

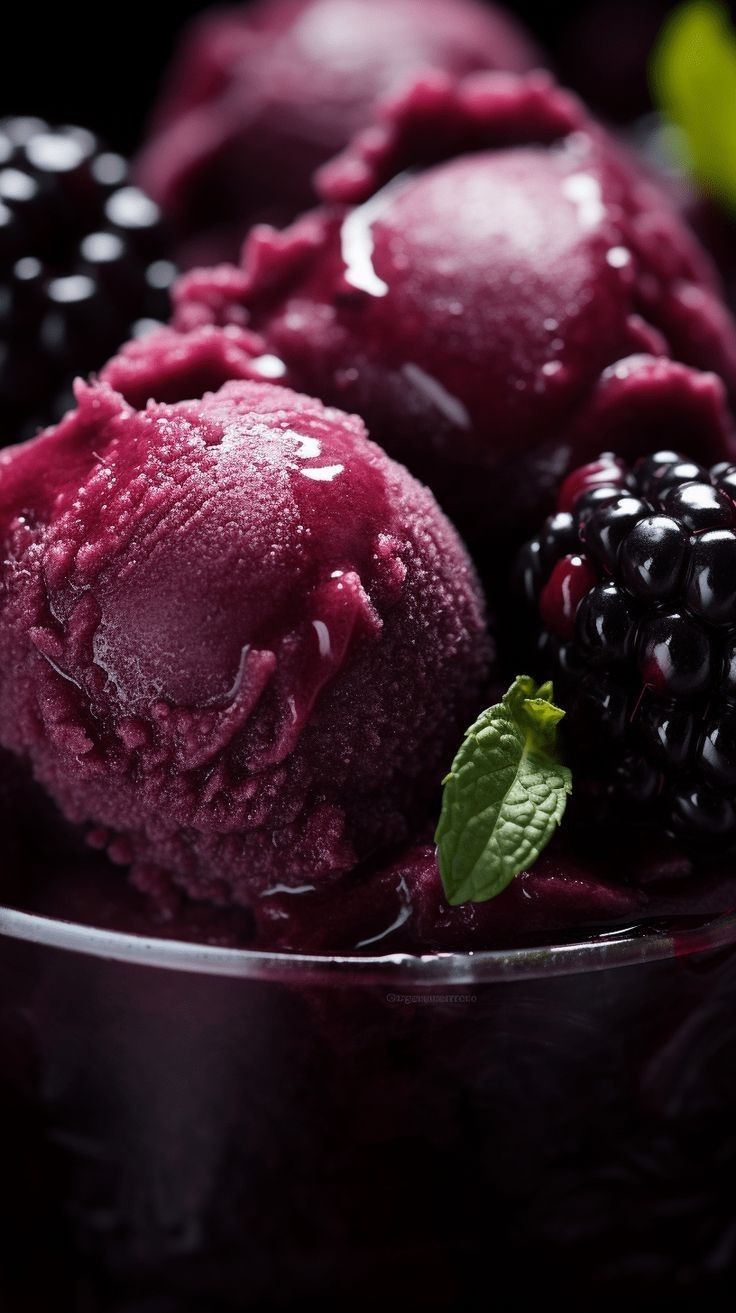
[650,0,736,212]
[435,676,572,906]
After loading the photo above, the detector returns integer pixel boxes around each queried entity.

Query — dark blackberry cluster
[0,117,176,441]
[519,449,736,853]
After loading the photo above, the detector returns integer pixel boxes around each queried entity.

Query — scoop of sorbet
[174,71,736,553]
[136,0,541,265]
[0,379,489,905]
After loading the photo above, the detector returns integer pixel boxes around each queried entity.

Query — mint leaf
[435,676,572,906]
[650,1,736,212]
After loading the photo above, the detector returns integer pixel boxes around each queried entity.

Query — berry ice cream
[175,72,736,554]
[137,0,541,265]
[0,376,489,906]
[101,322,275,409]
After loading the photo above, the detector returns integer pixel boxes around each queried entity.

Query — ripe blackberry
[0,117,176,441]
[520,450,736,854]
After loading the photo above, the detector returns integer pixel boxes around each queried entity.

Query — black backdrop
[3,0,679,152]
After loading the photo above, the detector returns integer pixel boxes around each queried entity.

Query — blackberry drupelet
[0,117,176,441]
[521,449,736,852]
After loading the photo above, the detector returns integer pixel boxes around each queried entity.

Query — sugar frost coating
[0,378,489,904]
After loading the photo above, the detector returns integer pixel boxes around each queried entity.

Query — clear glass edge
[1,902,736,985]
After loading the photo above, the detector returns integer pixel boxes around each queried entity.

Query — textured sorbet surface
[175,72,736,548]
[0,379,489,906]
[137,0,541,263]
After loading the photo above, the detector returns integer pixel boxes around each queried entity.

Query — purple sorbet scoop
[137,0,542,265]
[0,377,490,906]
[174,71,736,553]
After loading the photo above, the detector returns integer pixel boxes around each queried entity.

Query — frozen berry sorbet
[174,72,736,554]
[137,0,541,265]
[0,377,489,906]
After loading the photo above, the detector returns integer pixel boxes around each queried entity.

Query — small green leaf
[650,0,736,212]
[435,676,572,906]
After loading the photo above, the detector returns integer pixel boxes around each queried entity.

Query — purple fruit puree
[252,837,736,953]
[0,377,489,907]
[136,0,541,264]
[174,71,736,549]
[3,755,736,956]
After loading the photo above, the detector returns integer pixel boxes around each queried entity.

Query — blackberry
[521,449,736,854]
[0,117,176,441]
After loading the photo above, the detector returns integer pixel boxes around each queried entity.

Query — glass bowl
[1,899,736,1312]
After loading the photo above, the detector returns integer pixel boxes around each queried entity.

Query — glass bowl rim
[1,902,736,986]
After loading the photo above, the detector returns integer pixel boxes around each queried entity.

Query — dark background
[1,0,682,152]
